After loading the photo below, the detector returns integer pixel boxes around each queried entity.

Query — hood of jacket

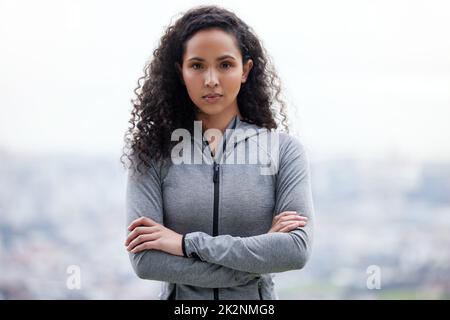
[190,115,270,164]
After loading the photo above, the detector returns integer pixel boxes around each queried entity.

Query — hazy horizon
[1,0,449,161]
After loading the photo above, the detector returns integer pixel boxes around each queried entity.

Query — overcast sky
[1,0,449,161]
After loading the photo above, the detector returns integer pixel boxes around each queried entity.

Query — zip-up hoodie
[125,115,315,300]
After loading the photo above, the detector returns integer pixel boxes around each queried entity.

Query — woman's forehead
[183,29,240,59]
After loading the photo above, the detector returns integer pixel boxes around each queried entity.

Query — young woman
[122,5,314,300]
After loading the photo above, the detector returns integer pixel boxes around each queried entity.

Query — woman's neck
[196,108,241,135]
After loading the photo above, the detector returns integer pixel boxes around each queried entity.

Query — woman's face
[178,28,253,117]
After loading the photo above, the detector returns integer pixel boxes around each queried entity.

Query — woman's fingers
[125,226,159,246]
[279,220,307,233]
[279,215,308,223]
[272,213,308,229]
[127,233,161,251]
[273,212,307,223]
[275,217,308,232]
[127,216,157,231]
[273,211,298,223]
[279,219,307,230]
[131,241,157,254]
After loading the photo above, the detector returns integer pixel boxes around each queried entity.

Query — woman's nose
[204,69,219,87]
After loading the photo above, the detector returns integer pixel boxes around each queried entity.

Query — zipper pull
[213,162,219,183]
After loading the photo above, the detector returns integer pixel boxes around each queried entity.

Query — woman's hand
[125,217,184,256]
[268,211,308,233]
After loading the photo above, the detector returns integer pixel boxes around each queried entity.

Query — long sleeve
[183,135,315,274]
[126,158,260,288]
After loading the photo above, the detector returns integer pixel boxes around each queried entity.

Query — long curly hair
[121,5,290,174]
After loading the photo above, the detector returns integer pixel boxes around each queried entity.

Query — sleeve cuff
[182,232,203,260]
[182,234,188,258]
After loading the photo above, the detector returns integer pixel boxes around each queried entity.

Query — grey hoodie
[125,115,315,300]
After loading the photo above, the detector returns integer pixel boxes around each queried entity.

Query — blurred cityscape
[0,148,449,299]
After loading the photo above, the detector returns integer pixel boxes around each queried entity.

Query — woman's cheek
[184,77,202,101]
[183,71,199,89]
[227,74,244,96]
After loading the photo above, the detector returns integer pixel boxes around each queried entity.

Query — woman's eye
[190,62,232,70]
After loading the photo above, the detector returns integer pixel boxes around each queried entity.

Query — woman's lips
[203,95,223,103]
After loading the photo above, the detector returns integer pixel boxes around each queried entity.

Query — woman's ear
[175,62,185,85]
[242,59,253,83]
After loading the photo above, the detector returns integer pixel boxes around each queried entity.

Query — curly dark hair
[121,5,290,174]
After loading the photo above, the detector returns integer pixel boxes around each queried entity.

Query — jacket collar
[190,115,268,163]
[229,115,269,145]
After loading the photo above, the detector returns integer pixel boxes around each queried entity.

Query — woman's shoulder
[267,131,307,158]
[239,120,305,150]
[127,152,171,180]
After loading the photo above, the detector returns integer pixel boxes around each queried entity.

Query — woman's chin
[197,104,226,116]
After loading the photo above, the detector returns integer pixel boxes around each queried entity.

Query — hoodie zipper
[212,161,220,300]
[209,116,244,300]
[211,140,245,300]
[258,280,263,300]
[211,118,236,301]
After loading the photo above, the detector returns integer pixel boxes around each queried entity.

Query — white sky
[1,0,449,161]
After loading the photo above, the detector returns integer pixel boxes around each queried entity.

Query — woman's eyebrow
[187,55,236,62]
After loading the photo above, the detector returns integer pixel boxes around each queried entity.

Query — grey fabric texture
[125,115,315,300]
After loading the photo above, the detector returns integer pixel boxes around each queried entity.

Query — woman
[122,5,314,300]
